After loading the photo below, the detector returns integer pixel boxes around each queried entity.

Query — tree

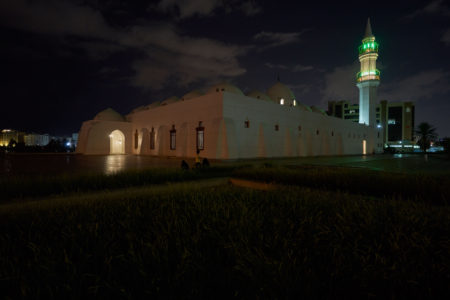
[415,122,437,153]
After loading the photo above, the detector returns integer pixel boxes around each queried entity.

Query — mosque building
[76,19,383,158]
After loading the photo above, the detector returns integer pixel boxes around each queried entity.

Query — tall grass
[0,184,448,298]
[233,165,450,205]
[0,166,238,202]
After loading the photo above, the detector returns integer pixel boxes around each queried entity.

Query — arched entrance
[109,130,125,154]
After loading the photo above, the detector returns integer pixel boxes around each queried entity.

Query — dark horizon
[1,0,449,137]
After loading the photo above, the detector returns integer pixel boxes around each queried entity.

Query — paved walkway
[1,153,448,176]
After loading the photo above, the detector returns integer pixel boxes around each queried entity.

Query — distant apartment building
[328,100,415,146]
[24,133,50,146]
[71,133,79,148]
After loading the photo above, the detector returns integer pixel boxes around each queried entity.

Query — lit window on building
[196,122,204,151]
[280,98,284,105]
[150,127,155,150]
[170,125,176,150]
[293,99,297,106]
[406,107,411,113]
[388,119,396,125]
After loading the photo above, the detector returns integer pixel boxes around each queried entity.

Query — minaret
[357,18,380,127]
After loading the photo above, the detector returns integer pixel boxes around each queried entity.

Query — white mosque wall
[128,92,223,158]
[77,91,380,158]
[220,92,376,159]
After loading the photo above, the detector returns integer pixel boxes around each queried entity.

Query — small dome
[93,108,125,122]
[181,90,203,101]
[145,101,161,109]
[247,90,272,102]
[130,105,146,114]
[267,82,296,105]
[207,82,244,96]
[311,106,327,115]
[161,96,179,106]
[297,103,312,112]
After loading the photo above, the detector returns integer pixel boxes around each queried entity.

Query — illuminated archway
[362,139,367,155]
[109,130,125,154]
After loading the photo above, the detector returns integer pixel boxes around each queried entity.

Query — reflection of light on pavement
[105,155,125,175]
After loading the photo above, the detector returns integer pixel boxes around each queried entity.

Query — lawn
[0,164,449,298]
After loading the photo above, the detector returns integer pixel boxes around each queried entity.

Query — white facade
[357,80,379,127]
[76,82,381,158]
[24,133,50,146]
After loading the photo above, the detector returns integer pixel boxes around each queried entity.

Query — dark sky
[1,0,449,137]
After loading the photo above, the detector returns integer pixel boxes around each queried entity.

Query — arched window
[150,127,155,150]
[196,121,204,151]
[170,125,176,150]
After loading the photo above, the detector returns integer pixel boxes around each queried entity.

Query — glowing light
[293,99,297,106]
[280,98,284,105]
[377,124,382,128]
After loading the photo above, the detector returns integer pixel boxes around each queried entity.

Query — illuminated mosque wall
[76,81,383,158]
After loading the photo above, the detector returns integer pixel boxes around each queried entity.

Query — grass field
[0,163,449,298]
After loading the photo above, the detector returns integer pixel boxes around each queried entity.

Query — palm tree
[415,122,437,153]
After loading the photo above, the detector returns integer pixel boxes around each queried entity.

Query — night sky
[1,0,449,137]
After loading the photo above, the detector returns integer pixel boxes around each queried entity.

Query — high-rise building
[328,100,415,145]
[24,133,50,146]
[379,100,415,144]
[356,18,380,127]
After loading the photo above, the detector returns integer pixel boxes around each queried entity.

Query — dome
[181,90,203,101]
[145,101,161,109]
[267,82,296,105]
[207,82,244,96]
[297,103,312,112]
[93,108,125,122]
[247,90,272,102]
[161,96,179,106]
[311,106,327,115]
[130,105,146,114]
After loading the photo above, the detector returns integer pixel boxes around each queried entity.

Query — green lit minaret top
[356,18,380,82]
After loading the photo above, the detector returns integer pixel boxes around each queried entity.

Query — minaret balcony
[356,69,380,82]
[358,42,379,55]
